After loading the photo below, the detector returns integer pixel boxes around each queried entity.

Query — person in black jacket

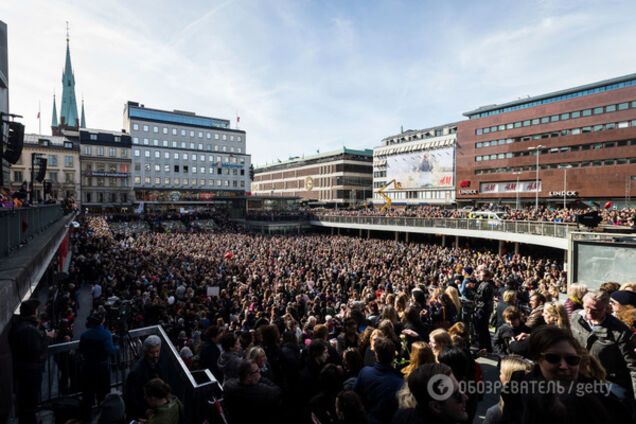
[493,306,530,356]
[474,267,496,352]
[223,359,281,424]
[198,325,223,381]
[124,335,163,420]
[9,299,54,424]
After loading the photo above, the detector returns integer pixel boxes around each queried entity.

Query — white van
[468,211,505,224]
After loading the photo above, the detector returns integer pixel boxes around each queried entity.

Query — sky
[2,0,636,165]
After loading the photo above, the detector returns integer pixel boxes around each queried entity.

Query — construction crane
[378,179,402,212]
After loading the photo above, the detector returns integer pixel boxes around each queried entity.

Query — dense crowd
[9,213,636,424]
[312,205,636,227]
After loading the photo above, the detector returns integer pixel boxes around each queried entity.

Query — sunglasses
[541,353,581,366]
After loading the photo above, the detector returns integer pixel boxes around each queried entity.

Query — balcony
[0,205,73,334]
[309,214,572,249]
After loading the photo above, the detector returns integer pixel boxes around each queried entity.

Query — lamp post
[512,171,521,210]
[563,167,568,210]
[528,145,545,210]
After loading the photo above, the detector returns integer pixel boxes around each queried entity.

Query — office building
[124,102,250,204]
[253,148,373,205]
[457,74,636,207]
[9,134,80,202]
[79,129,132,210]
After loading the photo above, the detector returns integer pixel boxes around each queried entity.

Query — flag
[37,111,40,119]
[236,116,240,123]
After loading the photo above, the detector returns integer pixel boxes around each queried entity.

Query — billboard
[386,147,454,189]
[574,242,636,290]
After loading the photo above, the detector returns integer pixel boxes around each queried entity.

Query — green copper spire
[51,93,58,127]
[80,98,86,128]
[59,23,79,128]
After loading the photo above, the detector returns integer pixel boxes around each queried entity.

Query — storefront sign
[480,181,541,194]
[459,189,478,195]
[549,191,578,197]
[86,172,128,178]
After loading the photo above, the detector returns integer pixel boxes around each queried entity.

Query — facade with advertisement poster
[373,123,458,205]
[457,73,636,207]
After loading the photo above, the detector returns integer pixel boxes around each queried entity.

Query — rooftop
[255,147,373,170]
[464,73,636,119]
[126,101,236,131]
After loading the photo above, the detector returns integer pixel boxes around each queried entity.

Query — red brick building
[457,74,636,207]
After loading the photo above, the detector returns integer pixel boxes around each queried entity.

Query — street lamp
[527,145,546,210]
[512,171,521,210]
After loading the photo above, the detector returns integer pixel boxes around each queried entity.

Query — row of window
[475,99,636,135]
[131,123,241,142]
[133,176,245,188]
[475,138,636,162]
[476,119,636,149]
[468,78,636,119]
[82,146,129,158]
[134,163,244,176]
[84,178,129,188]
[132,138,242,153]
[132,150,245,165]
[475,157,636,175]
[10,171,72,183]
[85,192,128,204]
[88,134,122,142]
[40,155,75,168]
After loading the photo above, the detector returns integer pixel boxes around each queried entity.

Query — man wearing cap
[78,312,117,419]
[9,299,55,424]
[459,267,476,300]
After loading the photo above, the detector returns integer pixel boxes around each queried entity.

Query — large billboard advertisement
[386,147,454,189]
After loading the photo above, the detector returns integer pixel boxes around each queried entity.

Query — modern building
[252,148,373,206]
[124,101,250,204]
[8,134,80,203]
[373,123,458,206]
[457,74,636,207]
[0,20,9,186]
[79,129,132,210]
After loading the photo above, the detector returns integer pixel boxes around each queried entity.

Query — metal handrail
[0,204,65,257]
[41,325,221,422]
[308,214,576,239]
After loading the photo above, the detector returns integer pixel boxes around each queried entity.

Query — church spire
[59,21,79,128]
[80,97,86,128]
[51,92,58,128]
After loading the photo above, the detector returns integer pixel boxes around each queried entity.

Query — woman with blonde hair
[445,286,461,315]
[401,341,435,378]
[428,328,452,361]
[564,283,587,315]
[483,356,531,424]
[542,302,570,331]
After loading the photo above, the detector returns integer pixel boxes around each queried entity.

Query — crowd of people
[9,210,636,423]
[0,182,78,212]
[311,205,636,227]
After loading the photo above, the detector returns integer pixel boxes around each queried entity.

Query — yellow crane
[378,179,402,212]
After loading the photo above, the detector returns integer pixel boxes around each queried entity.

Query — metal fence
[0,205,65,257]
[309,214,573,239]
[41,325,222,423]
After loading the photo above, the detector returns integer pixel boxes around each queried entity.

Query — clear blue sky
[2,0,636,165]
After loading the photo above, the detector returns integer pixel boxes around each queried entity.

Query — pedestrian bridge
[309,215,572,250]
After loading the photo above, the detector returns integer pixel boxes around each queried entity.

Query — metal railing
[0,204,65,257]
[309,214,574,239]
[41,325,221,423]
